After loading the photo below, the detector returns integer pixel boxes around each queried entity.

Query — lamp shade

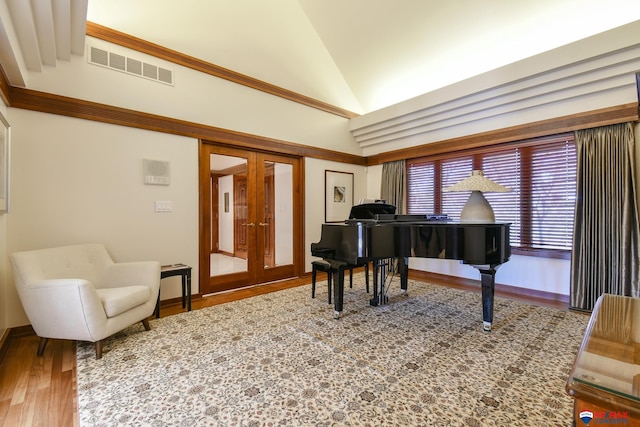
[443,170,510,222]
[443,170,510,193]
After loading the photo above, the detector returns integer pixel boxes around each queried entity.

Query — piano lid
[349,203,396,219]
[348,203,450,223]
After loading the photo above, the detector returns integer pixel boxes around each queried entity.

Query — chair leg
[95,340,103,359]
[142,318,151,331]
[36,337,48,356]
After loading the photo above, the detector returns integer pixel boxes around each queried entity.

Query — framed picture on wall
[0,112,10,213]
[325,170,353,222]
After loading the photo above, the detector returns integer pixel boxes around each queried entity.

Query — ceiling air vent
[88,46,174,86]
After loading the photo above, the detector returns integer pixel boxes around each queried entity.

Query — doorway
[199,143,303,295]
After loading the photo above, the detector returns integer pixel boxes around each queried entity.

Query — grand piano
[311,203,511,331]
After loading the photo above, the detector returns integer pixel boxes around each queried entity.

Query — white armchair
[9,243,160,359]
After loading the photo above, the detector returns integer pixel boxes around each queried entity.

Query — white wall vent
[88,46,174,86]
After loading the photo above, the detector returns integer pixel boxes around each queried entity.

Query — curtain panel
[570,122,640,311]
[381,160,406,214]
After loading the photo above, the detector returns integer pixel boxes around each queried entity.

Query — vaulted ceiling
[1,0,639,115]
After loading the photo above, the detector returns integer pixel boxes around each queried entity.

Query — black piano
[311,203,511,331]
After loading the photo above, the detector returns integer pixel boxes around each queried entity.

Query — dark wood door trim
[200,142,303,295]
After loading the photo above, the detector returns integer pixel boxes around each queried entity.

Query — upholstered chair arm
[99,261,161,295]
[20,279,107,342]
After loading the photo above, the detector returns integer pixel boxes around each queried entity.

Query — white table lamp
[443,170,510,222]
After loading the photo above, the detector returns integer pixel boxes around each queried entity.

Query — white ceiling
[2,0,640,114]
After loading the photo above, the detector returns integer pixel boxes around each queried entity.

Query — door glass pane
[263,161,293,268]
[210,154,248,276]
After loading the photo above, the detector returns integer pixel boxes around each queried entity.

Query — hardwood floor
[0,272,571,427]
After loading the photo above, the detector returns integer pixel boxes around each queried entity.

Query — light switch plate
[155,200,173,212]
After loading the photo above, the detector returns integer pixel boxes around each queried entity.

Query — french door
[199,143,302,295]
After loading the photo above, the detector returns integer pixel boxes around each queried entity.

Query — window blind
[406,134,576,256]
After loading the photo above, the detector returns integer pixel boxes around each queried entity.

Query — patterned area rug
[77,276,588,426]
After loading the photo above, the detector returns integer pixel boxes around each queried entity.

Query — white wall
[409,256,570,296]
[26,37,360,157]
[305,158,367,270]
[3,107,366,328]
[1,35,360,328]
[6,109,199,326]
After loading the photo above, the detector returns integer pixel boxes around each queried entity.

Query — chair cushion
[96,286,151,318]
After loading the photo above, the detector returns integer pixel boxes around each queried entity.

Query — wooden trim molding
[1,55,636,169]
[0,325,35,364]
[9,86,366,166]
[0,68,10,107]
[366,103,639,166]
[85,22,359,120]
[409,269,570,307]
[0,328,9,364]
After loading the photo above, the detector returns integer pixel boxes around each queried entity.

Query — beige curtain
[381,160,406,214]
[570,122,640,311]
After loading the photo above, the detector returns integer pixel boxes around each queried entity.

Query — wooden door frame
[262,163,276,268]
[199,140,304,295]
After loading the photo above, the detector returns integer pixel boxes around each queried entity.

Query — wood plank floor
[0,272,571,427]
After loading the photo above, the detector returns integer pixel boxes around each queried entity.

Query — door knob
[259,223,269,226]
[242,223,255,227]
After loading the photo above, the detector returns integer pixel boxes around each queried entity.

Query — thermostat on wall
[143,159,170,185]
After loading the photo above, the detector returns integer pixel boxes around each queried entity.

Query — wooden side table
[155,264,192,318]
[566,294,640,426]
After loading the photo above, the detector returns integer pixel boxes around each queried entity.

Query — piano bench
[311,261,369,304]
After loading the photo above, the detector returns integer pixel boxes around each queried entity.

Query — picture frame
[325,170,353,222]
[0,112,10,213]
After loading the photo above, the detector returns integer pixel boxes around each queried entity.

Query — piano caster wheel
[369,298,379,307]
[333,311,341,319]
[483,321,492,332]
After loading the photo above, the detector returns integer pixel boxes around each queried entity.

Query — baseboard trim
[0,328,9,364]
[0,324,35,364]
[409,269,570,307]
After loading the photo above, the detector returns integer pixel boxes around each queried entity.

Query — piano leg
[474,265,499,332]
[398,257,409,292]
[332,267,345,319]
[370,261,379,306]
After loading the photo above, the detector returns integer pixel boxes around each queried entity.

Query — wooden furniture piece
[566,293,640,426]
[311,260,369,304]
[156,264,192,318]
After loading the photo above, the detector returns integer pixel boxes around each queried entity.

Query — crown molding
[353,21,640,159]
[365,103,639,166]
[85,22,359,120]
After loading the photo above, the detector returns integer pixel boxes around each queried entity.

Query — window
[406,134,576,258]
